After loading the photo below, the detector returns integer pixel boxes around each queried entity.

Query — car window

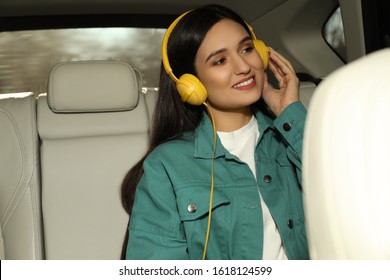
[0,27,165,96]
[361,0,390,54]
[323,7,346,62]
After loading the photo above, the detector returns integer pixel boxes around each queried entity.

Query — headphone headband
[161,11,191,83]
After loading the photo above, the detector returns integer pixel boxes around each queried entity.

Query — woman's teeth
[234,78,254,88]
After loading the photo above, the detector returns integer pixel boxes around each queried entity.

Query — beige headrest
[47,61,140,113]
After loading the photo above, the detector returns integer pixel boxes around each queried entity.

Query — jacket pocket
[176,186,230,221]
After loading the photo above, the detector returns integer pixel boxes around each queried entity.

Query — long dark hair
[120,4,267,258]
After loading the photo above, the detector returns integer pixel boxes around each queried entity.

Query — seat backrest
[299,81,317,109]
[37,61,149,259]
[303,49,390,259]
[0,94,44,260]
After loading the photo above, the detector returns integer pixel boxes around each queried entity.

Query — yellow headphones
[161,10,270,106]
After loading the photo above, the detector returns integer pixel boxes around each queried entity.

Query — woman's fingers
[268,49,299,89]
[270,49,295,73]
[262,48,300,116]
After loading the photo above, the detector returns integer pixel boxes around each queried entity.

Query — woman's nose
[233,55,251,75]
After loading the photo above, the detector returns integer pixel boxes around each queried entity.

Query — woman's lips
[232,76,256,90]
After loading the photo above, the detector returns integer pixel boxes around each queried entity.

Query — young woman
[121,4,309,260]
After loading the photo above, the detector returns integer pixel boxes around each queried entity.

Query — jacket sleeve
[273,101,307,185]
[125,153,189,260]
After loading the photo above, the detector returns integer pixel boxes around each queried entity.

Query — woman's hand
[262,49,300,117]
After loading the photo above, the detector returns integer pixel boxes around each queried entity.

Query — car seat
[303,48,390,259]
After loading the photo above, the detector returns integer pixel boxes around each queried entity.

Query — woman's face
[195,19,265,112]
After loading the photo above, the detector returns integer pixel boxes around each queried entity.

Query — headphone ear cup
[176,74,208,106]
[254,39,270,70]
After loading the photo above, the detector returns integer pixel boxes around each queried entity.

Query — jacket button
[283,123,292,131]
[287,219,294,229]
[263,175,272,183]
[187,203,197,213]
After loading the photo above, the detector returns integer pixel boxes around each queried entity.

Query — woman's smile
[233,76,256,89]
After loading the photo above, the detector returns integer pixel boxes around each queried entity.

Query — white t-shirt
[217,116,288,260]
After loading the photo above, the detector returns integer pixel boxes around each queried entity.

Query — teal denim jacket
[126,101,309,260]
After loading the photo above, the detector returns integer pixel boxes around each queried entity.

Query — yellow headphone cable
[202,102,216,260]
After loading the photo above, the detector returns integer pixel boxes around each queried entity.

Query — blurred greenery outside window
[0,28,166,96]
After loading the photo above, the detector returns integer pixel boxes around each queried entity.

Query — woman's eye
[242,46,254,54]
[214,58,226,65]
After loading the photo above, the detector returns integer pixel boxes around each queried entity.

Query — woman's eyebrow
[205,36,252,63]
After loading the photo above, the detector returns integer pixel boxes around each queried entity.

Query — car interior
[0,0,389,260]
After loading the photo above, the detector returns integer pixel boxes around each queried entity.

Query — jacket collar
[193,106,274,159]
